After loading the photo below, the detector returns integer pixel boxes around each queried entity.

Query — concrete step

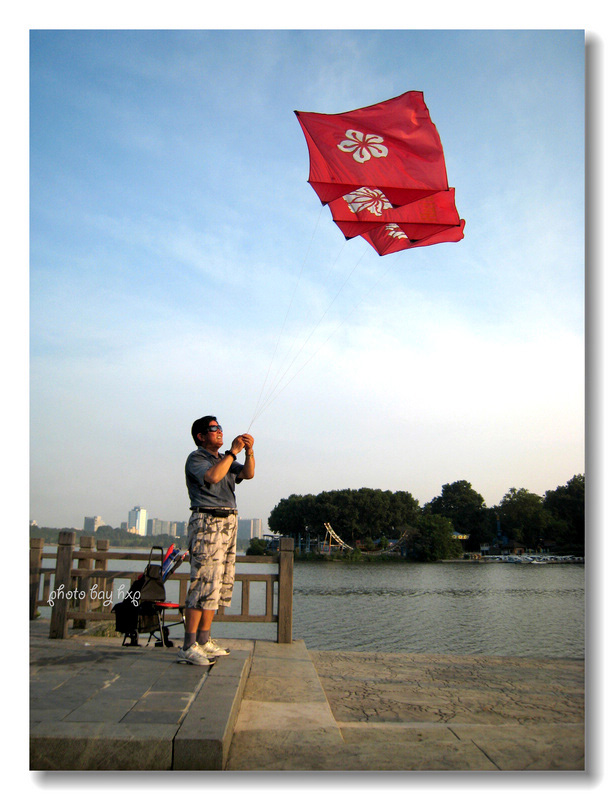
[226,639,344,770]
[173,647,251,770]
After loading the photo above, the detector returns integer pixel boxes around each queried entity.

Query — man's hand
[240,434,254,451]
[230,436,246,455]
[238,433,255,480]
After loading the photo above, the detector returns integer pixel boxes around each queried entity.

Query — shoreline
[293,554,585,564]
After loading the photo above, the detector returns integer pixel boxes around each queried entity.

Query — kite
[295,91,465,255]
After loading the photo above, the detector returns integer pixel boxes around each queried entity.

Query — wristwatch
[224,450,237,461]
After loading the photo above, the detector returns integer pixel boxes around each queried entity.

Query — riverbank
[30,619,584,771]
[293,552,585,563]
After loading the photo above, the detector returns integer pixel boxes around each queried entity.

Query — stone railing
[30,531,294,643]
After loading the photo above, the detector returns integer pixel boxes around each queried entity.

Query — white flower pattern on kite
[385,224,408,240]
[337,130,388,163]
[343,187,393,216]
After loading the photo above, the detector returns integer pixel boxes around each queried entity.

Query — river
[289,560,584,658]
[39,551,584,659]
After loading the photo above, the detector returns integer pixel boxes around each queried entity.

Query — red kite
[296,91,464,254]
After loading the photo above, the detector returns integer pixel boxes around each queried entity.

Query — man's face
[200,421,224,450]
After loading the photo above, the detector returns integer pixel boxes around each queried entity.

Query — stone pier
[30,619,584,771]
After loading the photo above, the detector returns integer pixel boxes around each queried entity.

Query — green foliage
[266,473,584,560]
[543,474,585,554]
[497,487,549,550]
[424,480,489,551]
[404,515,464,562]
[421,475,584,555]
[245,538,270,556]
[268,487,420,547]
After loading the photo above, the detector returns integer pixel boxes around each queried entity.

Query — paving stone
[131,691,193,711]
[234,699,341,732]
[64,696,137,722]
[449,723,585,770]
[242,671,329,703]
[226,728,349,770]
[30,708,75,723]
[121,709,186,725]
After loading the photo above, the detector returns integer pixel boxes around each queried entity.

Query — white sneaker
[198,639,230,657]
[176,643,212,665]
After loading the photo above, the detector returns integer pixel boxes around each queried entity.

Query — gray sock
[183,632,197,649]
[196,629,211,645]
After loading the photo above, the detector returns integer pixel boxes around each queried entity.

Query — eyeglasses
[207,425,223,432]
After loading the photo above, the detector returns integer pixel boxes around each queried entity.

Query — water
[291,560,584,658]
[39,550,584,658]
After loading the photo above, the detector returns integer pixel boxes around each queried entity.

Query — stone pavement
[30,619,584,771]
[226,646,584,771]
[30,619,252,770]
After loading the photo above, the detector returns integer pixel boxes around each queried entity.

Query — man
[178,415,255,665]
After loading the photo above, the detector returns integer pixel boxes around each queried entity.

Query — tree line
[29,525,187,551]
[267,475,585,560]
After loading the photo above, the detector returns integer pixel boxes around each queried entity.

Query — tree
[543,474,585,554]
[388,491,421,535]
[267,494,314,547]
[246,538,269,556]
[268,488,420,548]
[405,514,463,562]
[497,487,549,550]
[424,480,489,550]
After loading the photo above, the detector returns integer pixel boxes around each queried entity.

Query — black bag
[112,574,144,634]
[136,602,161,634]
[139,546,166,603]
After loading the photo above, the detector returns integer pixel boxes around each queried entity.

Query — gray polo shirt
[185,446,244,509]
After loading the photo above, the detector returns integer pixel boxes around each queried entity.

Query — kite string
[249,243,367,426]
[247,206,323,432]
[250,236,348,421]
[250,245,400,426]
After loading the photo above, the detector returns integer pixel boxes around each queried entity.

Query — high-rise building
[240,518,263,539]
[127,506,147,536]
[237,518,263,551]
[147,518,182,537]
[84,516,104,532]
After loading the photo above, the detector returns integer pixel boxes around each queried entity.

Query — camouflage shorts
[185,511,238,611]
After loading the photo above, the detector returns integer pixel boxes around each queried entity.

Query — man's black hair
[191,415,217,445]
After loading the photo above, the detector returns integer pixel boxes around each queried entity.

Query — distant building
[237,518,263,551]
[146,518,186,538]
[147,518,164,536]
[238,518,262,539]
[127,506,147,536]
[84,515,104,532]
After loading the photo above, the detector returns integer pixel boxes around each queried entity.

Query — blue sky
[29,28,585,531]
